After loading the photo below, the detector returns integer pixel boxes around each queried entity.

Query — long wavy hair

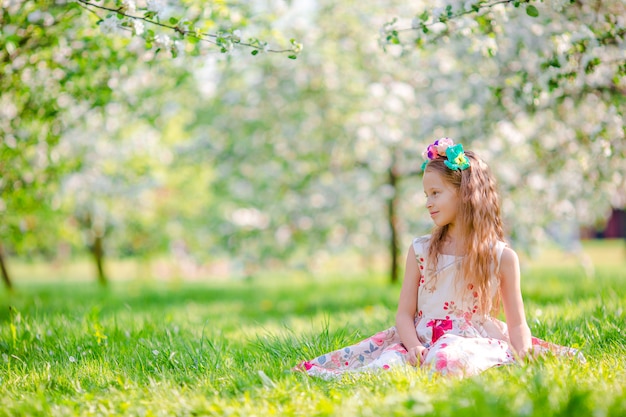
[424,151,505,315]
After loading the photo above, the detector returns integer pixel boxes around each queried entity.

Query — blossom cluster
[423,137,454,160]
[421,138,470,171]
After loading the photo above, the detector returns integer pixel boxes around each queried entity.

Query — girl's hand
[406,345,429,367]
[517,345,539,363]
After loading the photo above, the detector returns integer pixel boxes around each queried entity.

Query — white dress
[296,236,584,379]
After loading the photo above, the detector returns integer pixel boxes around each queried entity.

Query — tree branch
[395,0,519,33]
[75,0,301,55]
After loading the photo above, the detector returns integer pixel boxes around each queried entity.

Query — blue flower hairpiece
[421,138,471,171]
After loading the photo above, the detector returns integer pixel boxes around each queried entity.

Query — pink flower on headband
[426,144,439,159]
[436,137,454,154]
[421,137,470,171]
[422,138,453,161]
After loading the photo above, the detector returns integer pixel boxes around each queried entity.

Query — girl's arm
[499,246,532,358]
[396,244,427,366]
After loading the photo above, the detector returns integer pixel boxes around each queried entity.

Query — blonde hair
[424,151,504,315]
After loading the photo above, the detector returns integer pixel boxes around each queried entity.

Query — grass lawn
[1,240,625,416]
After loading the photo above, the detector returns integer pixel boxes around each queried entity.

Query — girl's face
[423,170,460,228]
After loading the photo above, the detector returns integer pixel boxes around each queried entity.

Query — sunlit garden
[1,0,625,416]
[2,241,625,416]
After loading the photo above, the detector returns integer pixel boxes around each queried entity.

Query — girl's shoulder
[412,235,431,257]
[493,240,510,273]
[412,235,508,260]
[494,239,508,254]
[493,240,507,253]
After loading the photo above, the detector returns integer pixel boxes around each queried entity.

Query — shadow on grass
[1,266,623,357]
[0,277,400,325]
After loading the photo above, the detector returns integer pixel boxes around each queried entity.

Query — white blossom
[432,7,444,21]
[147,0,166,17]
[2,0,21,8]
[27,10,42,23]
[220,39,234,53]
[173,40,185,56]
[132,19,144,36]
[550,0,569,12]
[481,36,498,57]
[122,0,136,13]
[154,34,172,50]
[230,208,269,229]
[99,16,122,35]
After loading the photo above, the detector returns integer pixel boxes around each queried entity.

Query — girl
[296,138,584,379]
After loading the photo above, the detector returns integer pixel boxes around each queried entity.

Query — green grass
[1,243,625,416]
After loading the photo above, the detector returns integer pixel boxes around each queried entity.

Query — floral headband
[421,137,471,171]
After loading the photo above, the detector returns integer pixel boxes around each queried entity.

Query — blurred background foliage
[1,0,624,287]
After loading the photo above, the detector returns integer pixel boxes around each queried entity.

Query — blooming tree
[380,0,625,244]
[76,0,302,58]
[0,0,302,287]
[184,0,624,282]
[1,0,623,289]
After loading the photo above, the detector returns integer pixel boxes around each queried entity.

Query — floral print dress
[296,236,584,379]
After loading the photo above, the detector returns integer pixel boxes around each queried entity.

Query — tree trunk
[387,165,400,283]
[90,235,108,286]
[0,244,13,290]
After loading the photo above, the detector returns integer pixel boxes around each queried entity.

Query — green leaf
[526,5,539,17]
[548,78,558,91]
[251,50,259,56]
[419,11,429,22]
[169,17,179,25]
[288,55,297,59]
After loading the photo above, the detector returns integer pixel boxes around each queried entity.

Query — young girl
[296,138,584,379]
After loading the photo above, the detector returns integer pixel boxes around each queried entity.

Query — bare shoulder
[500,246,519,266]
[499,246,520,279]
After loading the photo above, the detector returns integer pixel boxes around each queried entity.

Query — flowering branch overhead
[76,0,303,58]
[379,0,625,97]
[380,0,538,49]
